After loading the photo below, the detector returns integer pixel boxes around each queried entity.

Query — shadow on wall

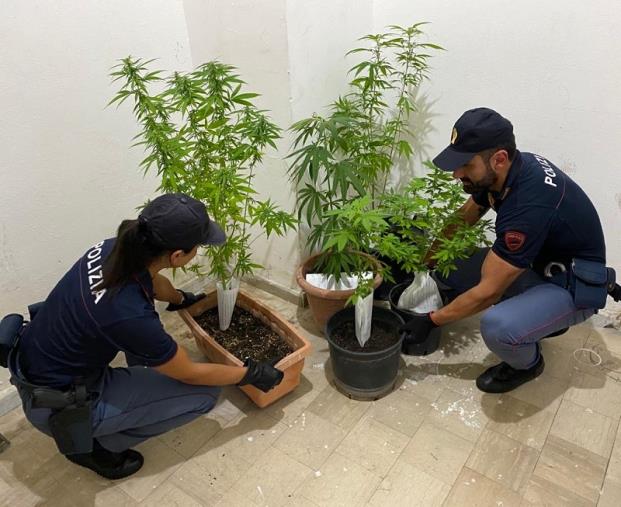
[392,87,440,190]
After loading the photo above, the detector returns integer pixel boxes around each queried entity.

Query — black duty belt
[11,351,89,410]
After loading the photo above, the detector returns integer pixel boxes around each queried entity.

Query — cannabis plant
[288,24,443,258]
[325,163,492,304]
[110,57,296,289]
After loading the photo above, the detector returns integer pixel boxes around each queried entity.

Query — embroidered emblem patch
[451,127,458,144]
[505,231,526,252]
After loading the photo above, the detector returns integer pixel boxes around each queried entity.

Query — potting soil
[195,307,293,363]
[331,320,399,353]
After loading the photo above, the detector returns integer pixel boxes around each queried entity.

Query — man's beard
[461,161,497,194]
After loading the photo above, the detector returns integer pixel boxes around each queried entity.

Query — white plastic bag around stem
[216,278,240,331]
[305,272,373,291]
[397,272,443,314]
[355,292,374,347]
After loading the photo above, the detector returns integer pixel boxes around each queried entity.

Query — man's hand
[399,313,438,343]
[166,290,206,311]
[237,358,284,392]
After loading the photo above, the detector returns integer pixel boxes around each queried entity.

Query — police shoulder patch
[505,231,526,252]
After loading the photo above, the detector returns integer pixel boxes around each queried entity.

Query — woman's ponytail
[100,219,166,291]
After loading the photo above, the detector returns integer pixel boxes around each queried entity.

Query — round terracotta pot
[296,252,383,332]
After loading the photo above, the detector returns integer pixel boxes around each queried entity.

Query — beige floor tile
[141,482,203,507]
[522,474,594,507]
[585,328,621,373]
[426,389,488,443]
[116,438,186,502]
[214,488,260,507]
[233,446,313,506]
[605,422,621,483]
[335,416,409,477]
[206,411,289,466]
[532,435,607,504]
[0,473,63,507]
[367,459,451,506]
[549,399,617,458]
[399,422,473,486]
[273,410,346,469]
[598,478,621,507]
[297,452,381,506]
[158,415,224,459]
[306,385,369,431]
[484,394,556,450]
[260,375,322,426]
[397,360,449,403]
[0,408,30,439]
[539,343,575,381]
[365,387,432,437]
[169,455,245,506]
[565,370,621,419]
[509,373,567,412]
[444,468,522,507]
[466,429,539,494]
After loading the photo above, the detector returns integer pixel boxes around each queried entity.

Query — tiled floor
[1,284,621,506]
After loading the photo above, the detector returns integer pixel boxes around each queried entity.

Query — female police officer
[15,193,283,479]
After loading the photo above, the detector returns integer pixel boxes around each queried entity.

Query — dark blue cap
[139,193,226,251]
[433,107,514,171]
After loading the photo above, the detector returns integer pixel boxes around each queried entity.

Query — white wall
[0,0,193,315]
[2,0,620,314]
[183,0,373,291]
[374,0,621,269]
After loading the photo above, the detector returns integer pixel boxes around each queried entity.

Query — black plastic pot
[325,306,404,400]
[389,281,442,356]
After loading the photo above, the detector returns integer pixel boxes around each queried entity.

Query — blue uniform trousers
[434,248,595,369]
[21,364,221,452]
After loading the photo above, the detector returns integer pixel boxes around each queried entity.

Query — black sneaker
[476,355,545,393]
[65,440,144,480]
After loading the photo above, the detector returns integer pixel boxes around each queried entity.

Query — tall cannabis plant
[110,58,296,288]
[287,24,443,260]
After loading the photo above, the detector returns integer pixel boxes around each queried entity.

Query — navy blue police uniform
[17,238,221,452]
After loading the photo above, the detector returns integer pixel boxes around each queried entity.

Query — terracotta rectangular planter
[180,288,312,408]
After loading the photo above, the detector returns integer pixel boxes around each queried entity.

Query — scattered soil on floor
[330,319,400,353]
[196,307,293,363]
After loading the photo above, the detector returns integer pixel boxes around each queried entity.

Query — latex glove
[399,313,438,344]
[166,290,206,311]
[237,358,284,393]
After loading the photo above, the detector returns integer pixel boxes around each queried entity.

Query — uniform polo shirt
[19,238,177,388]
[472,151,605,273]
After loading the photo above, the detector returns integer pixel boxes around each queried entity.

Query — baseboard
[245,274,304,307]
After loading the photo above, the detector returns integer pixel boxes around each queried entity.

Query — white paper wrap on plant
[355,292,374,347]
[216,278,240,331]
[397,272,443,314]
[305,272,373,291]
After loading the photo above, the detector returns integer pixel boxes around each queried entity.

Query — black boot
[65,440,144,480]
[476,355,545,393]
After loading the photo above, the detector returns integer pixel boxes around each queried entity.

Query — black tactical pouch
[570,258,609,309]
[47,384,93,455]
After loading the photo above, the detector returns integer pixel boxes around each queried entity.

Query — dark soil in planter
[195,307,293,363]
[330,319,400,353]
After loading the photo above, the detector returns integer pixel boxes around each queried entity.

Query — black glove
[399,313,438,344]
[237,358,284,393]
[166,290,206,311]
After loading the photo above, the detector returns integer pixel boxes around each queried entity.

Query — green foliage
[110,57,296,285]
[323,163,493,304]
[288,24,443,254]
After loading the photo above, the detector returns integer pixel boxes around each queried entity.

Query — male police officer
[400,107,607,393]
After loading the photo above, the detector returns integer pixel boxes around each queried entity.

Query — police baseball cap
[139,193,226,251]
[433,107,515,172]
